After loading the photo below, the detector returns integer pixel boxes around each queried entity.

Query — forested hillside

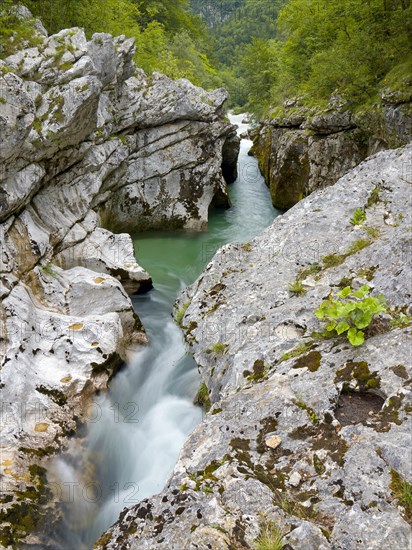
[191,0,283,108]
[192,0,412,118]
[1,0,411,117]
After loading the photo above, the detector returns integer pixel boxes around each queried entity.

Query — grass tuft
[207,342,227,356]
[390,469,412,523]
[253,522,285,550]
[175,301,190,326]
[194,382,211,412]
[288,280,306,296]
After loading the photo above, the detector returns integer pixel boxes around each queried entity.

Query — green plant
[41,262,57,277]
[390,312,412,329]
[52,45,66,62]
[367,187,381,207]
[297,263,322,280]
[0,96,6,104]
[60,61,74,71]
[390,469,412,522]
[322,253,346,268]
[253,521,285,550]
[207,342,227,356]
[363,226,381,239]
[194,382,211,412]
[34,94,42,109]
[346,239,372,255]
[315,285,385,346]
[295,400,320,424]
[175,301,190,326]
[242,242,253,252]
[322,239,373,270]
[288,280,306,296]
[350,208,367,226]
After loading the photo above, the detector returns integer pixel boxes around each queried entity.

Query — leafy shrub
[315,285,385,346]
[0,12,44,58]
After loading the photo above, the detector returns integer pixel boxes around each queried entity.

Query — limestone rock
[265,435,282,449]
[253,121,368,210]
[0,7,238,546]
[253,97,411,210]
[0,73,35,164]
[221,131,241,183]
[97,145,412,549]
[287,471,302,487]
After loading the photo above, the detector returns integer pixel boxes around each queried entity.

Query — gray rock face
[253,98,411,210]
[0,8,237,546]
[97,145,412,549]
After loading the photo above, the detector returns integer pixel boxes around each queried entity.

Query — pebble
[265,435,282,449]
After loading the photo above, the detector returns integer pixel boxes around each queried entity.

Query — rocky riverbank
[97,144,412,549]
[0,7,238,547]
[252,94,411,209]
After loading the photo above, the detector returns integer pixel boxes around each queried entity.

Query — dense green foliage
[1,0,222,88]
[191,0,283,110]
[274,0,412,103]
[2,0,411,118]
[193,0,412,117]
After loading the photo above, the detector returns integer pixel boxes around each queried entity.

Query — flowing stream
[52,114,279,548]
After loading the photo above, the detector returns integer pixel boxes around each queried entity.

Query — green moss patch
[194,382,211,412]
[335,360,381,391]
[243,359,268,382]
[279,342,314,363]
[292,351,321,372]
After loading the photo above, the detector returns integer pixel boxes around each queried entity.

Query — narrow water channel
[53,114,279,549]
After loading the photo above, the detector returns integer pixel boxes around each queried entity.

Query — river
[52,114,279,549]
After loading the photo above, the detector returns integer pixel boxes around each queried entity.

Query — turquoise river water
[53,114,279,549]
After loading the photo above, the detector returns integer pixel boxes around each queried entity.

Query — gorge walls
[97,144,412,550]
[252,95,412,209]
[0,8,238,547]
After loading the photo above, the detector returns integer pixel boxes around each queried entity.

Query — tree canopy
[192,0,412,117]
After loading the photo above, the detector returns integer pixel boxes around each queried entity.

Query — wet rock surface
[98,145,412,549]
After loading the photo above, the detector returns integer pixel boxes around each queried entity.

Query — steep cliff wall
[252,96,411,209]
[0,8,238,547]
[98,145,412,549]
